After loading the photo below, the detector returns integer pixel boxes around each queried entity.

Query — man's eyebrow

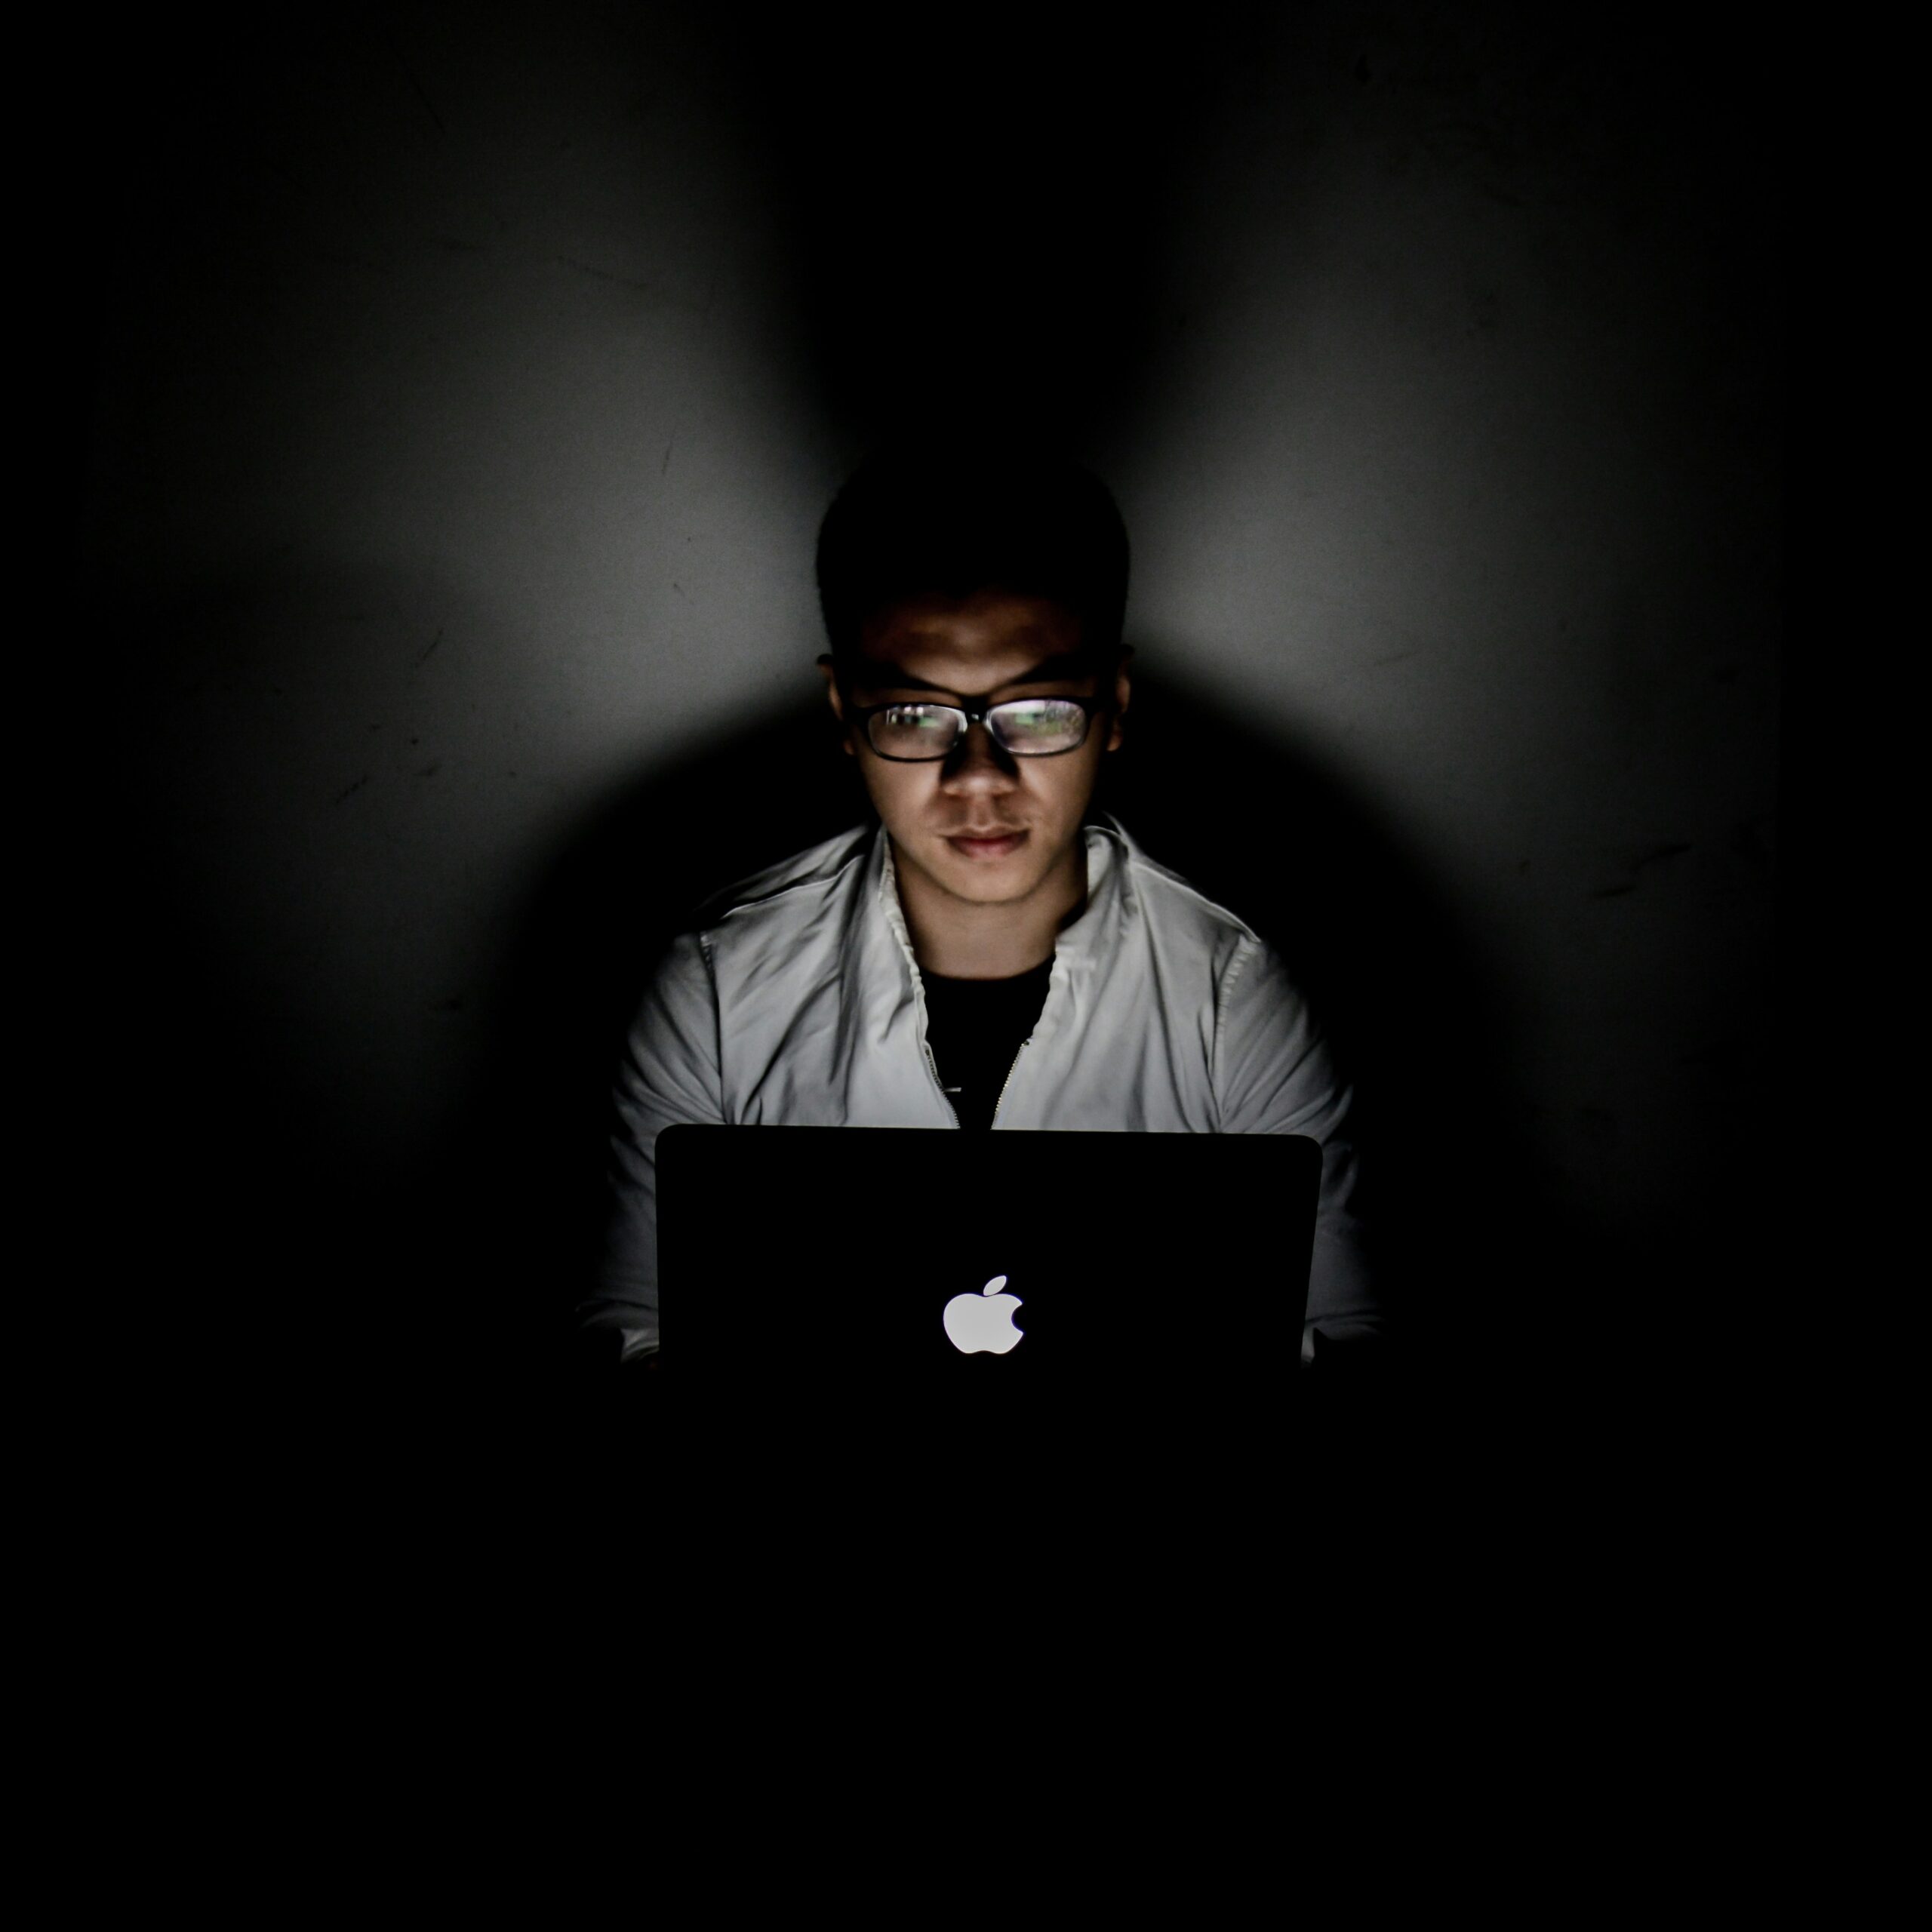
[850,653,1096,694]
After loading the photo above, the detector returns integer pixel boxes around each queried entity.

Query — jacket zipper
[989,957,1055,1128]
[989,1040,1027,1130]
[911,981,961,1124]
[916,989,1028,1130]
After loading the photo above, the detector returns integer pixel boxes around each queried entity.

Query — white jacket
[588,815,1380,1358]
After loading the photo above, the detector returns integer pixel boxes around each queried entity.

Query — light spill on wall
[1104,15,1779,1241]
[86,9,840,1174]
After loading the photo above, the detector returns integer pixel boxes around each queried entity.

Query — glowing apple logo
[942,1274,1024,1355]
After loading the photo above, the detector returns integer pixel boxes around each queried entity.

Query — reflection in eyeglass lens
[873,704,957,753]
[868,700,1088,758]
[995,700,1088,750]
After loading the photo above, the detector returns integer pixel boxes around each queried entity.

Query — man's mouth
[945,829,1029,860]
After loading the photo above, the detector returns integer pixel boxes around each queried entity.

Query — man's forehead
[851,592,1091,689]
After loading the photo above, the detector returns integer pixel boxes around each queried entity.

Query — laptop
[658,1125,1319,1512]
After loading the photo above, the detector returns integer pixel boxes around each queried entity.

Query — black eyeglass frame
[844,693,1106,762]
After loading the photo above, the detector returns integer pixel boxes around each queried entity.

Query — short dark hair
[816,447,1130,671]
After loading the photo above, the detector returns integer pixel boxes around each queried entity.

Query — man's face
[823,591,1129,913]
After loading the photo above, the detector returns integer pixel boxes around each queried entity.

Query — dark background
[50,3,1783,1489]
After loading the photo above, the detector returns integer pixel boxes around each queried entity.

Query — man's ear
[817,654,855,755]
[1106,647,1133,753]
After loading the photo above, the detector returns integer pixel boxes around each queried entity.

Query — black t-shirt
[918,958,1054,1132]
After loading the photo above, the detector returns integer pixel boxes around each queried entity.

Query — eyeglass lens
[868,699,1089,759]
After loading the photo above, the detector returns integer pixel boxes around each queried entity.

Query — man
[582,448,1382,1366]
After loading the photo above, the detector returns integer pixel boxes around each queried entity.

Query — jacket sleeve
[578,928,726,1356]
[1213,934,1383,1359]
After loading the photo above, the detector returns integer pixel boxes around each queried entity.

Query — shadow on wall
[86,564,531,1441]
[442,691,870,1393]
[450,652,1574,1407]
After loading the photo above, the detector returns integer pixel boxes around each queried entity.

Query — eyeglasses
[848,694,1103,761]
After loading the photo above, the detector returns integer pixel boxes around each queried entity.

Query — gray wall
[74,5,1781,1394]
[1103,14,1781,1285]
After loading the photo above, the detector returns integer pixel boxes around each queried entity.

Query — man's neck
[892,836,1088,980]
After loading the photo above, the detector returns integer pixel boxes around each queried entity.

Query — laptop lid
[660,1127,1318,1446]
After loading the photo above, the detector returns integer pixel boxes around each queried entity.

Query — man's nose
[940,720,1018,789]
